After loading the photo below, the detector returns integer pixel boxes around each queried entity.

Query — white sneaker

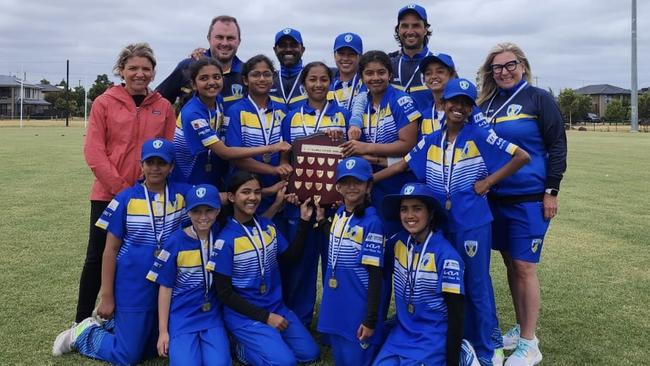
[52,317,99,356]
[504,337,542,366]
[493,347,505,366]
[503,324,520,351]
[460,339,481,366]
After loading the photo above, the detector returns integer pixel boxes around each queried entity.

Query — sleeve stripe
[361,255,381,267]
[206,261,215,272]
[442,282,461,294]
[506,143,518,155]
[95,219,108,230]
[202,135,220,147]
[146,271,158,282]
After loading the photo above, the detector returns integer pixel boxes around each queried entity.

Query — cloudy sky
[1,0,648,94]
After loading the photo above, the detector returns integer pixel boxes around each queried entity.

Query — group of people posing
[52,3,567,366]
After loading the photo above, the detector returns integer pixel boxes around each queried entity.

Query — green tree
[557,88,592,125]
[40,78,50,85]
[88,74,113,101]
[604,99,627,123]
[71,86,86,116]
[638,92,650,121]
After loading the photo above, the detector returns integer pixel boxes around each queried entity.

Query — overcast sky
[1,0,648,94]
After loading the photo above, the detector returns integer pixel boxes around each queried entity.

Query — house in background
[575,84,630,116]
[0,75,51,118]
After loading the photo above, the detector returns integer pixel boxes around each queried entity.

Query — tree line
[557,88,650,124]
[39,74,113,117]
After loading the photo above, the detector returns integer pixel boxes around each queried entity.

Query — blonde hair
[112,42,157,77]
[476,42,533,105]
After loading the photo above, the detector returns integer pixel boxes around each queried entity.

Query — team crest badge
[464,240,478,258]
[346,159,356,169]
[196,187,206,198]
[407,4,416,9]
[153,139,163,149]
[459,80,470,90]
[404,185,415,195]
[344,34,353,42]
[283,28,291,34]
[531,238,542,253]
[506,104,522,116]
[231,84,243,97]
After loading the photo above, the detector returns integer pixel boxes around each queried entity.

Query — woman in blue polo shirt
[208,171,320,366]
[173,57,290,188]
[53,139,191,366]
[374,78,530,366]
[147,184,230,365]
[476,42,567,366]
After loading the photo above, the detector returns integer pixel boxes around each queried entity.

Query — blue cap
[382,183,446,225]
[141,138,174,163]
[275,28,303,45]
[335,157,373,183]
[442,78,477,105]
[333,32,363,55]
[186,184,221,211]
[420,53,455,72]
[398,4,427,22]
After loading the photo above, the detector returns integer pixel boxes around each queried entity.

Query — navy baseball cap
[141,138,174,163]
[442,78,477,105]
[333,32,363,55]
[186,184,221,211]
[275,28,303,45]
[336,157,373,183]
[420,53,455,72]
[383,183,446,224]
[398,4,427,22]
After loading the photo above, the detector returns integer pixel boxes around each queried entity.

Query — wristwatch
[544,188,559,196]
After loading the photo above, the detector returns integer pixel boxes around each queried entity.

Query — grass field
[0,127,648,365]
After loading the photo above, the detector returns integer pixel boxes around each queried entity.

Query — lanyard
[278,68,301,105]
[192,226,214,298]
[365,103,385,143]
[236,217,268,279]
[206,106,221,163]
[142,183,169,252]
[440,131,457,203]
[247,95,276,146]
[429,102,444,133]
[329,211,354,274]
[405,232,433,305]
[483,81,528,125]
[398,50,431,92]
[334,74,358,110]
[299,101,329,137]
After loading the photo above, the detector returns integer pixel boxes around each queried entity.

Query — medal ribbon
[329,211,354,275]
[483,81,528,125]
[278,68,301,105]
[405,231,433,307]
[334,74,359,110]
[365,103,385,143]
[192,226,214,299]
[236,217,268,280]
[440,130,457,205]
[299,101,329,137]
[142,183,169,252]
[248,95,277,146]
[398,50,431,92]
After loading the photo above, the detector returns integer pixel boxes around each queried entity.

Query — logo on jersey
[231,84,243,97]
[443,259,460,270]
[153,139,163,149]
[344,34,353,42]
[196,187,206,198]
[459,80,470,90]
[152,109,161,115]
[283,28,291,35]
[506,104,522,116]
[531,238,542,253]
[407,4,416,9]
[397,96,413,107]
[191,119,209,130]
[464,240,478,258]
[404,185,415,195]
[346,159,356,169]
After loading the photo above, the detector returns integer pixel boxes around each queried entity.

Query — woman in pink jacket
[74,42,176,323]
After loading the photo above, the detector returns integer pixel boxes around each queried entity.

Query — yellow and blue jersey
[390,47,433,110]
[208,216,288,326]
[281,102,349,144]
[383,230,464,363]
[316,206,388,344]
[95,181,191,311]
[329,73,365,111]
[405,124,518,232]
[270,65,307,111]
[146,226,224,336]
[480,80,567,195]
[172,94,228,187]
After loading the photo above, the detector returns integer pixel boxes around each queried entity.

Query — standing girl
[173,57,290,188]
[53,139,190,366]
[208,171,320,366]
[147,184,231,365]
[315,157,387,366]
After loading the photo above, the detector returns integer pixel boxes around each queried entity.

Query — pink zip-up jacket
[84,85,176,201]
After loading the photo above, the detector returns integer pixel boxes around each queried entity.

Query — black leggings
[75,200,110,322]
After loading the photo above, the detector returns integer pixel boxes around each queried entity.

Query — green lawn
[0,127,648,365]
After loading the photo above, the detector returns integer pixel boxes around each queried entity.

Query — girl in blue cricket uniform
[226,55,293,216]
[314,157,387,366]
[477,43,567,366]
[375,182,480,366]
[147,184,230,366]
[279,61,350,327]
[340,50,421,237]
[330,32,365,111]
[53,139,191,365]
[173,57,290,188]
[208,171,320,366]
[375,79,530,366]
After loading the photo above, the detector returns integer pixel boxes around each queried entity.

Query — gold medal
[202,302,211,312]
[205,164,212,172]
[262,153,271,163]
[260,283,267,294]
[328,277,338,289]
[407,303,415,314]
[445,199,452,210]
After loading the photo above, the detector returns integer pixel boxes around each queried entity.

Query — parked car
[585,113,601,123]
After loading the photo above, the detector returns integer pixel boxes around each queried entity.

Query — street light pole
[630,0,639,132]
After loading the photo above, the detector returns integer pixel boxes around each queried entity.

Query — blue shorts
[169,327,231,366]
[490,200,550,263]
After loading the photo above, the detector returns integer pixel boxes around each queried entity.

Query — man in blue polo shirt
[389,4,434,109]
[157,15,245,111]
[270,28,307,110]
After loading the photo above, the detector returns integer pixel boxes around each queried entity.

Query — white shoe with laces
[503,324,521,351]
[460,339,481,366]
[504,336,542,366]
[52,317,99,356]
[493,347,505,366]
